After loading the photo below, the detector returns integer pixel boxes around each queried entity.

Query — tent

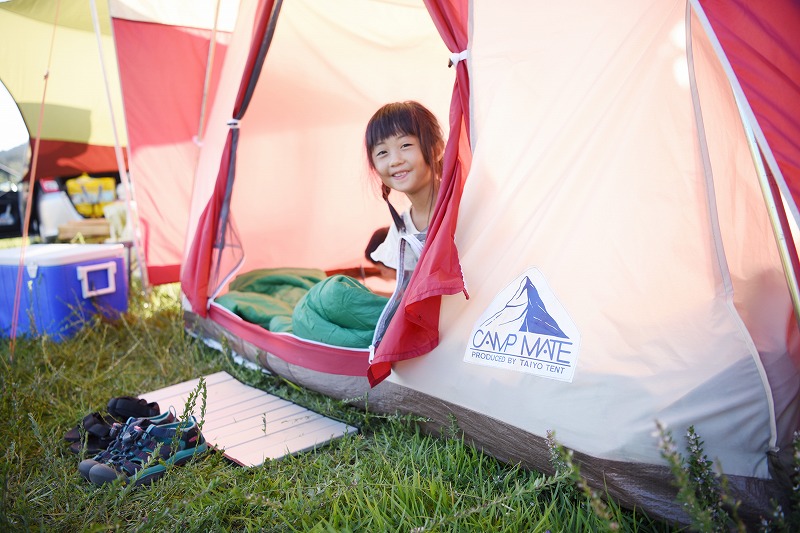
[145,0,800,525]
[179,0,800,525]
[0,0,235,284]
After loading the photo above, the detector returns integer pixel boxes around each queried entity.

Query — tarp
[0,0,126,179]
[109,0,237,284]
[0,0,235,285]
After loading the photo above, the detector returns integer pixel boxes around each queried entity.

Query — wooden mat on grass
[141,371,358,467]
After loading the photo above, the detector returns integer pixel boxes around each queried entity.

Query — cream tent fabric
[396,0,797,478]
[172,0,799,525]
[186,0,453,286]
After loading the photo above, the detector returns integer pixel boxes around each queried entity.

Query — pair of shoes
[65,396,160,455]
[82,414,208,487]
[78,410,177,480]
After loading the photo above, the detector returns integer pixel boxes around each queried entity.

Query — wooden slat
[141,371,233,405]
[57,219,111,242]
[227,420,358,466]
[140,371,357,467]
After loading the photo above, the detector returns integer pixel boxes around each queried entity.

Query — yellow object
[65,175,117,218]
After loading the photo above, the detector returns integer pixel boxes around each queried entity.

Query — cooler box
[0,243,128,340]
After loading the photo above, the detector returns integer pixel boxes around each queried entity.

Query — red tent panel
[113,18,231,285]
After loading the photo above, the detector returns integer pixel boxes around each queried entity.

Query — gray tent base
[185,311,785,526]
[141,370,358,467]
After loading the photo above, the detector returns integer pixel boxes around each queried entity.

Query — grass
[0,240,676,531]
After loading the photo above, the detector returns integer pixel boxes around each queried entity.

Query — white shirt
[370,209,426,272]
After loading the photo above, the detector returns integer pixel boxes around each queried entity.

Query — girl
[365,101,445,273]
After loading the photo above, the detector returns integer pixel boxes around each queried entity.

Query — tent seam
[688,0,778,452]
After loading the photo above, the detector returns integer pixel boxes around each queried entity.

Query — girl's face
[371,134,434,198]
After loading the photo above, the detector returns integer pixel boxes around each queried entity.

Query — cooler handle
[76,261,117,298]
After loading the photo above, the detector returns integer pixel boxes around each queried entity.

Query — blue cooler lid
[0,243,125,266]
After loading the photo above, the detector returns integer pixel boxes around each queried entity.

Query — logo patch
[463,268,580,382]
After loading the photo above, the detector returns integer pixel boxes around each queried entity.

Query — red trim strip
[208,304,370,376]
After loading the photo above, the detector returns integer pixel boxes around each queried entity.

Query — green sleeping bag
[292,275,389,348]
[229,267,327,307]
[214,291,295,333]
[215,268,328,333]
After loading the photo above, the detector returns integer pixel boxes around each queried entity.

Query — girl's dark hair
[365,226,390,264]
[365,101,445,201]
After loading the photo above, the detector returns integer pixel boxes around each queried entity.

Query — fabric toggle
[448,50,469,67]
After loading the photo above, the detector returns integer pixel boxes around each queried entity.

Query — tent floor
[141,371,358,467]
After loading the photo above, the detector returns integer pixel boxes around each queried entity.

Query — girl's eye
[401,143,413,149]
[375,150,387,158]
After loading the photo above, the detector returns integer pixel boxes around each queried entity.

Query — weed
[657,422,732,531]
[546,430,619,531]
[657,422,800,532]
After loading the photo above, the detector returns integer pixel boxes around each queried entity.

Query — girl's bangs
[366,111,415,151]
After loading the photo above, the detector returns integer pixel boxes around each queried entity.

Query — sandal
[64,411,119,454]
[64,412,117,443]
[106,396,160,420]
[78,410,177,481]
[65,397,160,455]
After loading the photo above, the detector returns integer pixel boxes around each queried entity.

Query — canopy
[0,0,126,178]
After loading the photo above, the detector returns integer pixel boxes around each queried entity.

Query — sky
[0,81,29,151]
[0,0,28,150]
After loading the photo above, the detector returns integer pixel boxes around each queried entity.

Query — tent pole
[738,107,800,328]
[196,0,222,144]
[89,0,150,293]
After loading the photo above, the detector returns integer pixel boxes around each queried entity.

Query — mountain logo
[481,276,568,338]
[464,268,581,382]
